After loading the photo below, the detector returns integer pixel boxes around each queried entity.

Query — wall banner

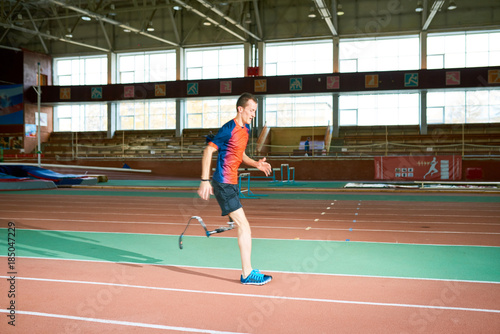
[0,84,23,125]
[374,155,462,181]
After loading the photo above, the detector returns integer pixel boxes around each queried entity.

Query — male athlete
[197,92,273,285]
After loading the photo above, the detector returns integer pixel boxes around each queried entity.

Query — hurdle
[238,167,280,182]
[280,163,295,183]
[238,172,267,198]
[213,167,280,182]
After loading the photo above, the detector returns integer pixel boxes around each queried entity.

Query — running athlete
[197,92,273,286]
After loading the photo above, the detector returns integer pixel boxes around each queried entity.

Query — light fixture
[244,13,252,24]
[448,0,457,10]
[147,21,154,32]
[15,13,24,25]
[337,4,344,16]
[123,24,131,33]
[308,7,316,18]
[109,4,116,16]
[415,1,424,12]
[173,5,182,11]
[81,15,91,21]
[65,28,73,38]
[203,21,212,26]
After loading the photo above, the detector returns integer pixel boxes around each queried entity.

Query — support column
[257,41,265,76]
[419,91,427,135]
[107,102,116,139]
[420,31,427,70]
[176,46,184,80]
[244,42,252,76]
[175,98,185,137]
[108,52,116,84]
[332,93,340,137]
[256,95,265,134]
[333,36,340,73]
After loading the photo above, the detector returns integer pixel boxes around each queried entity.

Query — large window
[54,56,107,85]
[185,98,236,128]
[185,46,244,80]
[339,93,419,126]
[118,51,176,83]
[427,30,500,69]
[118,100,176,130]
[54,104,107,131]
[427,90,500,124]
[339,36,419,72]
[265,95,332,127]
[265,40,333,76]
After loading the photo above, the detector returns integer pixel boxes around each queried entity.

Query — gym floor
[1,180,499,333]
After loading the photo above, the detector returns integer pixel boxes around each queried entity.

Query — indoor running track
[1,188,499,333]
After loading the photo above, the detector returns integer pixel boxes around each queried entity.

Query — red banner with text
[374,155,462,181]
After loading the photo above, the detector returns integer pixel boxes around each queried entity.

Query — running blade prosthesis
[179,216,234,249]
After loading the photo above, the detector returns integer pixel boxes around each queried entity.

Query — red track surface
[1,190,499,333]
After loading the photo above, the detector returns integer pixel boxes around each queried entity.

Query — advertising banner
[374,155,462,181]
[0,84,23,125]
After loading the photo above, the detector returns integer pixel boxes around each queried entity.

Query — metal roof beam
[25,6,48,54]
[252,0,263,39]
[48,0,179,47]
[171,0,247,42]
[194,0,261,40]
[0,21,110,52]
[422,0,445,31]
[313,0,338,36]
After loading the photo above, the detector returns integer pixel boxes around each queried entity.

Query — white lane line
[2,218,499,235]
[4,276,500,314]
[305,228,500,235]
[3,216,499,227]
[2,257,500,283]
[0,217,186,226]
[0,309,246,333]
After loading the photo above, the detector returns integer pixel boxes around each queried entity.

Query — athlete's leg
[228,207,252,278]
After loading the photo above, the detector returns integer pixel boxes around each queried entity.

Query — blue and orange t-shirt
[209,119,250,184]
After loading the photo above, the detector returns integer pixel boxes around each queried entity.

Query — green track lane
[2,229,499,283]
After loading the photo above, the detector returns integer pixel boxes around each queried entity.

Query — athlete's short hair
[236,92,257,109]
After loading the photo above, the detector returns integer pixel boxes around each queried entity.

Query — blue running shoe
[240,269,272,285]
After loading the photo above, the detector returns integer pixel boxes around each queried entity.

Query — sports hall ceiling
[0,0,499,56]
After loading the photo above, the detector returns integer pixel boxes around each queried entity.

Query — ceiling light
[109,4,116,16]
[81,15,91,21]
[308,7,316,18]
[415,1,424,12]
[15,13,24,25]
[203,21,212,26]
[147,21,154,32]
[448,1,457,10]
[337,4,344,16]
[173,5,182,11]
[244,13,252,24]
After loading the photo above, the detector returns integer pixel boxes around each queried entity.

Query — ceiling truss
[0,0,498,55]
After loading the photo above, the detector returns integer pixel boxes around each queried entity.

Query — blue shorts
[212,180,242,216]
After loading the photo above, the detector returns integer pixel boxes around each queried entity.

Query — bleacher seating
[40,128,219,159]
[21,123,500,160]
[330,124,500,157]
